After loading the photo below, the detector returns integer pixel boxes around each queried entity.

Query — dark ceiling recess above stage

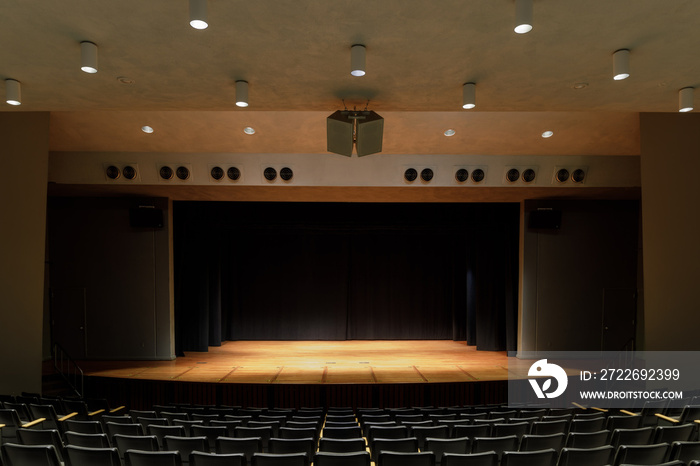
[173,202,519,354]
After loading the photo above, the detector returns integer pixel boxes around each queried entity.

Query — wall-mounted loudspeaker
[572,168,585,183]
[421,168,434,182]
[227,167,241,180]
[556,168,570,183]
[404,168,418,182]
[522,168,536,183]
[455,168,469,182]
[280,167,293,181]
[129,206,164,228]
[264,167,277,181]
[506,168,520,183]
[176,166,190,180]
[122,165,137,180]
[471,169,485,183]
[528,209,561,230]
[211,166,224,180]
[160,166,174,180]
[106,165,120,180]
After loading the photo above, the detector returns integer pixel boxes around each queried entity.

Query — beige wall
[640,113,700,350]
[0,112,49,395]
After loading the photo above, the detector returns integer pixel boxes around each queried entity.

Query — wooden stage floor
[79,340,513,385]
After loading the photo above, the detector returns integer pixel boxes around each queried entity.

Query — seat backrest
[453,424,490,438]
[65,419,104,434]
[113,434,159,458]
[500,449,556,466]
[653,423,695,443]
[670,440,700,463]
[557,445,615,466]
[367,425,408,443]
[318,437,367,453]
[442,451,498,466]
[189,451,245,466]
[64,431,111,448]
[65,445,121,466]
[492,422,529,439]
[530,420,568,435]
[322,426,363,439]
[378,451,436,466]
[251,452,309,466]
[519,433,565,452]
[163,435,210,462]
[314,451,371,466]
[1,443,62,466]
[16,428,65,461]
[279,427,318,441]
[609,426,654,447]
[568,418,606,433]
[565,430,611,448]
[471,435,519,459]
[268,437,316,457]
[612,443,670,466]
[216,436,264,461]
[424,437,470,463]
[125,449,183,466]
[605,415,642,431]
[106,421,144,438]
[147,424,186,448]
[370,437,419,461]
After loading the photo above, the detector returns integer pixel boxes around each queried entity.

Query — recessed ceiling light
[572,82,588,89]
[444,129,456,137]
[541,130,554,138]
[141,126,154,134]
[117,76,135,85]
[243,127,255,135]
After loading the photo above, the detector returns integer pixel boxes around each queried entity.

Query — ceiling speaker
[326,110,354,157]
[572,168,586,183]
[471,168,485,183]
[356,111,384,157]
[421,168,434,182]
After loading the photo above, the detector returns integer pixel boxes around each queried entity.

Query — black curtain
[174,202,518,355]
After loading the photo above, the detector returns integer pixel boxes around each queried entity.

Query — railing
[53,343,84,398]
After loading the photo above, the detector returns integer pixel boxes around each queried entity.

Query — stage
[79,341,514,409]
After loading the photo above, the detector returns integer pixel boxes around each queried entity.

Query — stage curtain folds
[174,202,518,355]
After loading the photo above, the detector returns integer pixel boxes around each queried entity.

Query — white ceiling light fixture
[189,0,208,30]
[243,126,256,134]
[514,0,533,34]
[5,79,21,106]
[351,44,366,77]
[444,129,456,136]
[236,80,249,107]
[679,87,694,112]
[141,125,154,133]
[542,130,554,138]
[462,82,476,109]
[80,41,98,74]
[613,49,630,80]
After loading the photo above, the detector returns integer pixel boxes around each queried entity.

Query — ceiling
[2,0,698,155]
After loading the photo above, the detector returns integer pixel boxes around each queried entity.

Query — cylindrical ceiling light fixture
[235,80,249,107]
[613,49,630,80]
[514,0,533,34]
[462,82,476,109]
[189,0,208,29]
[679,87,694,113]
[80,41,98,73]
[5,79,21,106]
[350,44,366,77]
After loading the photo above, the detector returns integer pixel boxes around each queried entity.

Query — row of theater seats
[2,396,700,466]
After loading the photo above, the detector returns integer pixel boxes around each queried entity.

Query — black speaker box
[528,209,561,230]
[130,207,164,228]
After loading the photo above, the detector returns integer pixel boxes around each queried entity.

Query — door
[50,287,87,359]
[601,288,637,351]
